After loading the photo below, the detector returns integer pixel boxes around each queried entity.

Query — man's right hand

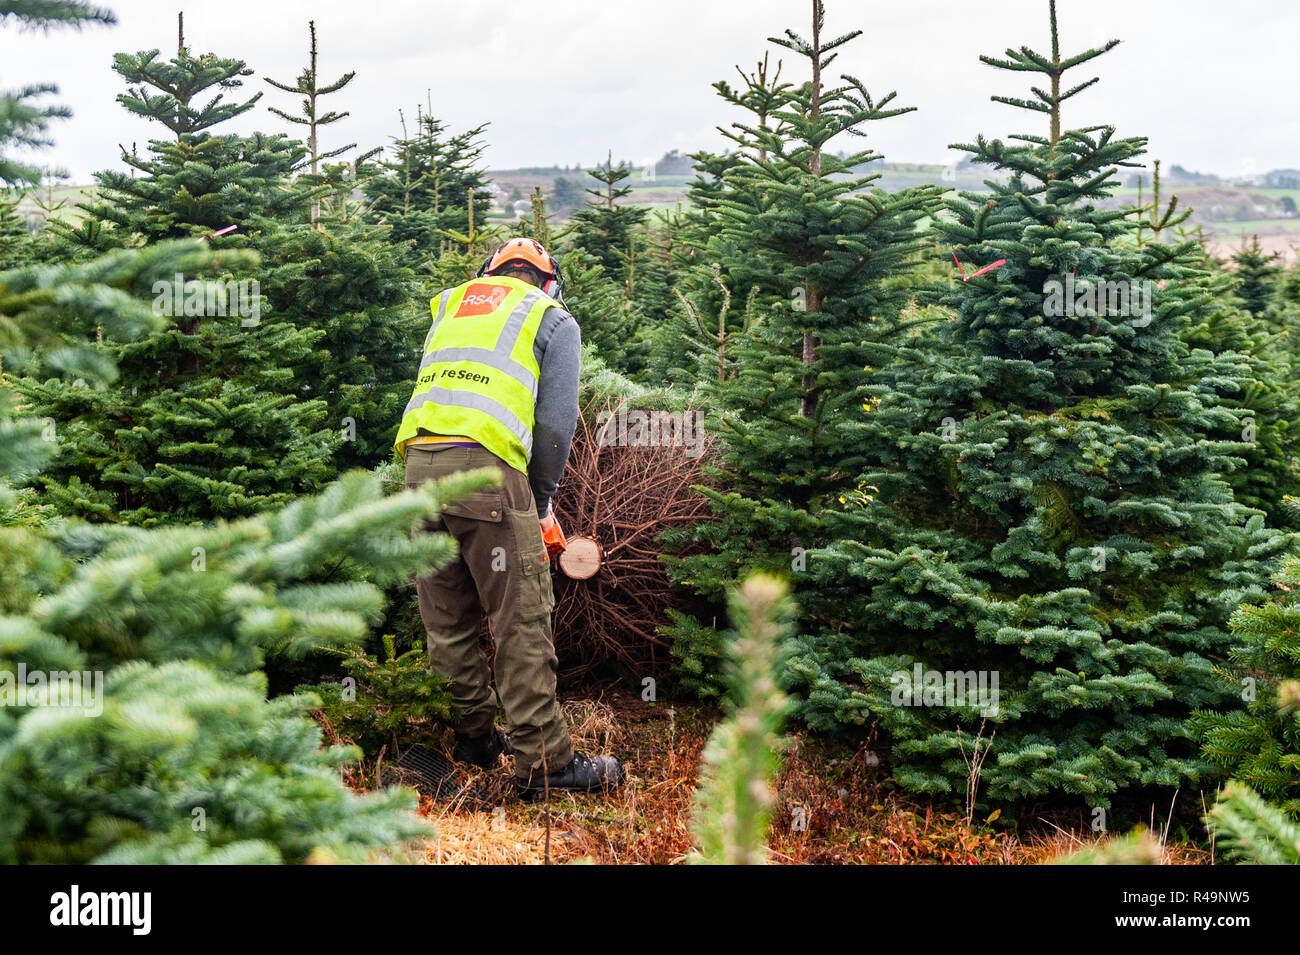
[540,511,567,558]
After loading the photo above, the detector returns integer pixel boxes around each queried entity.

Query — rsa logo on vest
[454,283,509,317]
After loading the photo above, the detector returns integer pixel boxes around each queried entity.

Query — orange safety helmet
[477,237,564,300]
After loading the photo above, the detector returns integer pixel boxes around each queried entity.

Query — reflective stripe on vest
[403,387,534,458]
[395,276,555,473]
[415,288,547,392]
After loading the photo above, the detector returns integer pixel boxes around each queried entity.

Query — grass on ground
[398,687,1212,865]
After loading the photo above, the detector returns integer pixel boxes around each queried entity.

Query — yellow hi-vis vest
[394,275,558,473]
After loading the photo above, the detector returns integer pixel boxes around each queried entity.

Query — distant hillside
[16,161,1299,262]
[486,156,1300,260]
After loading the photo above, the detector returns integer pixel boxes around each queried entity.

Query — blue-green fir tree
[664,0,942,700]
[0,0,463,864]
[19,22,341,523]
[796,0,1292,804]
[359,109,492,271]
[1194,510,1300,816]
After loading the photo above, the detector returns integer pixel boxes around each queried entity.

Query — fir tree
[0,194,34,270]
[1129,172,1300,528]
[360,108,492,269]
[641,151,755,384]
[259,191,423,472]
[514,185,554,246]
[568,151,648,288]
[0,0,114,187]
[20,26,343,523]
[1206,782,1300,865]
[0,468,490,863]
[1176,248,1300,529]
[550,175,583,217]
[690,573,793,865]
[1194,526,1300,815]
[794,0,1291,803]
[297,632,456,761]
[666,0,941,694]
[263,19,358,224]
[665,260,760,383]
[630,211,682,326]
[1231,235,1282,318]
[557,248,643,374]
[0,2,472,864]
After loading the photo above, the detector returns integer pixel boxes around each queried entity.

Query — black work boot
[516,751,626,797]
[452,727,512,769]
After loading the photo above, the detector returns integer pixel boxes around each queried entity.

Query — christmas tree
[1231,236,1282,318]
[641,150,757,385]
[1193,519,1300,815]
[0,466,488,863]
[1130,172,1300,528]
[666,0,941,697]
[568,151,648,290]
[360,108,492,270]
[0,0,475,863]
[263,19,358,225]
[24,20,422,516]
[793,0,1291,803]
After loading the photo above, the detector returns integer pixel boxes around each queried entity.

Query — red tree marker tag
[952,253,1007,282]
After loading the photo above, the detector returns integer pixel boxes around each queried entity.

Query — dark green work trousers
[405,444,574,778]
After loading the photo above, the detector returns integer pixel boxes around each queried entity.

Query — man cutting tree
[397,237,626,796]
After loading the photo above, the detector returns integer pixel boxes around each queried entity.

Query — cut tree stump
[558,535,602,580]
[548,392,718,673]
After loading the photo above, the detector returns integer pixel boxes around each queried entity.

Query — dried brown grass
[402,687,1214,866]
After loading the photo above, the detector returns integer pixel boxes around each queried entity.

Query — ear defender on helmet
[541,260,564,301]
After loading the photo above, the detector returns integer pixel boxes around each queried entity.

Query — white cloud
[0,0,1290,183]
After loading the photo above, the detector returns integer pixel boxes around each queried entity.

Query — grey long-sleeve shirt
[528,303,581,517]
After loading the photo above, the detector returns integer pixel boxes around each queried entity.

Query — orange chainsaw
[540,510,567,559]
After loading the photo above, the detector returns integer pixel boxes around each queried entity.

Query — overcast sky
[1,0,1293,184]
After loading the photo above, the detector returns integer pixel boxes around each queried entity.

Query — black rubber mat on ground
[391,744,496,809]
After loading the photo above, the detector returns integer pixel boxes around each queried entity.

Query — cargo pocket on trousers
[508,505,554,623]
[440,486,506,523]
